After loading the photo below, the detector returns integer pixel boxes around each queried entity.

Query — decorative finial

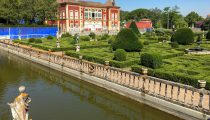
[19,86,26,93]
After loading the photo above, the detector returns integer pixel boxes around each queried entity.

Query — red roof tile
[126,20,152,29]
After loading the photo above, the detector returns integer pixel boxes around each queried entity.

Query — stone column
[198,80,206,108]
[105,61,110,79]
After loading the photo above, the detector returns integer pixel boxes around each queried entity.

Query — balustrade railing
[0,40,210,114]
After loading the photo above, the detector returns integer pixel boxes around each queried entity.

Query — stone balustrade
[1,40,210,114]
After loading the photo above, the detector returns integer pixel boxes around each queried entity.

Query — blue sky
[93,0,210,17]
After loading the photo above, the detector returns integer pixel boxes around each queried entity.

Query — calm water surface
[0,51,183,120]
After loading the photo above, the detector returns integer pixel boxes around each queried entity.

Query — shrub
[129,21,140,35]
[141,53,162,69]
[89,32,96,39]
[80,36,90,41]
[143,41,149,45]
[171,34,175,42]
[174,28,194,45]
[61,33,72,38]
[28,38,35,43]
[206,31,210,40]
[112,28,143,52]
[101,34,109,40]
[114,49,127,61]
[47,35,53,40]
[108,36,115,44]
[34,39,42,43]
[171,42,179,48]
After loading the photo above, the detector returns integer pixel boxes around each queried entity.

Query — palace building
[56,0,120,34]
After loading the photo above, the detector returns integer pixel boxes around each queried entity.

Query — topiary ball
[112,28,143,52]
[174,28,194,45]
[114,49,127,61]
[141,53,162,69]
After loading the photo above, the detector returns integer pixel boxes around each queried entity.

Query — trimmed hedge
[141,53,162,69]
[143,41,149,45]
[47,35,54,40]
[206,31,210,40]
[131,65,210,90]
[112,28,143,52]
[65,51,138,68]
[28,38,35,43]
[174,28,194,45]
[114,49,127,61]
[89,32,96,39]
[171,42,179,48]
[34,39,42,43]
[61,33,72,38]
[80,36,90,41]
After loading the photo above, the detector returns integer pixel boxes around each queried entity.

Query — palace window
[62,11,65,19]
[75,10,78,19]
[85,12,88,18]
[70,10,73,19]
[111,13,114,20]
[103,14,106,20]
[115,13,118,20]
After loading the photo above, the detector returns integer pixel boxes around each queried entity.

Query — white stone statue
[76,45,80,52]
[8,86,32,120]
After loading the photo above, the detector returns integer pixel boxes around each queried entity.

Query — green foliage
[65,51,138,68]
[171,42,179,48]
[114,49,127,61]
[141,53,162,69]
[89,32,96,39]
[46,35,53,40]
[34,39,42,43]
[28,38,35,43]
[80,36,90,41]
[174,28,194,45]
[0,0,58,25]
[170,34,175,42]
[61,33,72,38]
[131,65,200,89]
[112,28,143,52]
[143,41,149,45]
[129,21,140,35]
[206,31,210,40]
[101,34,109,40]
[185,11,203,27]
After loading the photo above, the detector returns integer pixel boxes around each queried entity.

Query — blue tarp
[0,27,58,40]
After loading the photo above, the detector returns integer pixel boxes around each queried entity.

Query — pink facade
[56,0,120,34]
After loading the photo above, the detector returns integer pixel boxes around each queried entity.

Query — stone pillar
[79,55,83,72]
[141,68,148,93]
[198,80,206,108]
[48,49,51,62]
[105,61,110,79]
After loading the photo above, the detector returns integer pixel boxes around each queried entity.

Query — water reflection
[0,51,183,120]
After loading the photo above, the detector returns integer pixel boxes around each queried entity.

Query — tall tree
[129,21,140,35]
[0,0,57,25]
[185,11,203,27]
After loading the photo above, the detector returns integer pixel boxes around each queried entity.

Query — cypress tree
[129,21,140,35]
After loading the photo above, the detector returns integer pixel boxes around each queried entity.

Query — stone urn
[198,80,206,89]
[79,55,83,60]
[105,61,110,66]
[141,68,148,75]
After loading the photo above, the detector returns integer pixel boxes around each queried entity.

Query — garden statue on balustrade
[8,86,32,120]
